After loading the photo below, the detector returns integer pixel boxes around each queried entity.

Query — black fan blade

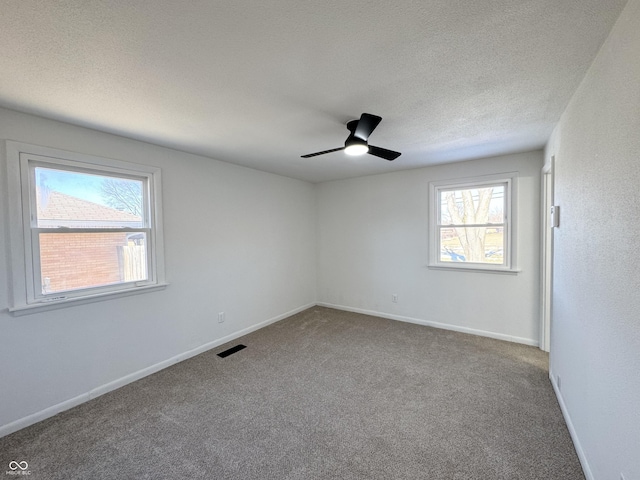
[354,113,382,141]
[367,145,401,161]
[301,147,344,158]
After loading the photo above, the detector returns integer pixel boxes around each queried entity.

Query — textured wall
[545,0,640,478]
[0,108,317,433]
[317,151,542,345]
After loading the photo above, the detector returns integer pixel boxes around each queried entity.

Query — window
[429,173,517,272]
[6,141,166,313]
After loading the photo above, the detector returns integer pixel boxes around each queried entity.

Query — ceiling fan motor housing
[344,119,369,154]
[345,134,368,148]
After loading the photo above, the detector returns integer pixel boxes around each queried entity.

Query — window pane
[439,227,504,264]
[35,167,143,228]
[39,232,148,294]
[439,185,504,225]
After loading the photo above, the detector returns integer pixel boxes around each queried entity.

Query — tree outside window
[430,175,515,272]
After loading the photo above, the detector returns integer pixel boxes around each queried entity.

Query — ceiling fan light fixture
[344,143,369,156]
[301,113,400,161]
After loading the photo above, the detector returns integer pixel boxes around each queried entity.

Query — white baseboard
[549,369,592,480]
[0,302,315,438]
[317,302,539,347]
[0,393,91,440]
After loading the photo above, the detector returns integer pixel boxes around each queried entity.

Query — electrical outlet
[218,312,225,323]
[392,294,398,303]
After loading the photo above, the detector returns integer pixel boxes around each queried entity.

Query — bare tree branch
[100,179,142,216]
[445,188,494,262]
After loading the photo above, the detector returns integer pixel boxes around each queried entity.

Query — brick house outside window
[37,188,146,294]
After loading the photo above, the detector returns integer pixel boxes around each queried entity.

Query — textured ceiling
[0,1,628,183]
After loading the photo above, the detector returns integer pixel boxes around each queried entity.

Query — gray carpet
[0,307,584,479]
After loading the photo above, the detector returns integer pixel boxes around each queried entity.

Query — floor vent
[217,344,247,358]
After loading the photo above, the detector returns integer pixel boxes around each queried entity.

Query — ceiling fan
[301,113,401,161]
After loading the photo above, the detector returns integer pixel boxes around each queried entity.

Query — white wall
[545,1,640,479]
[0,107,317,434]
[317,151,542,345]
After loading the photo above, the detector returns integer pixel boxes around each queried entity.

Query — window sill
[427,265,521,275]
[8,283,169,316]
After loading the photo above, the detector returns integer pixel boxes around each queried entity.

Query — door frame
[540,156,555,352]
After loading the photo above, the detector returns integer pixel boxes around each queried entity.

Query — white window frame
[5,141,167,315]
[428,172,518,273]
